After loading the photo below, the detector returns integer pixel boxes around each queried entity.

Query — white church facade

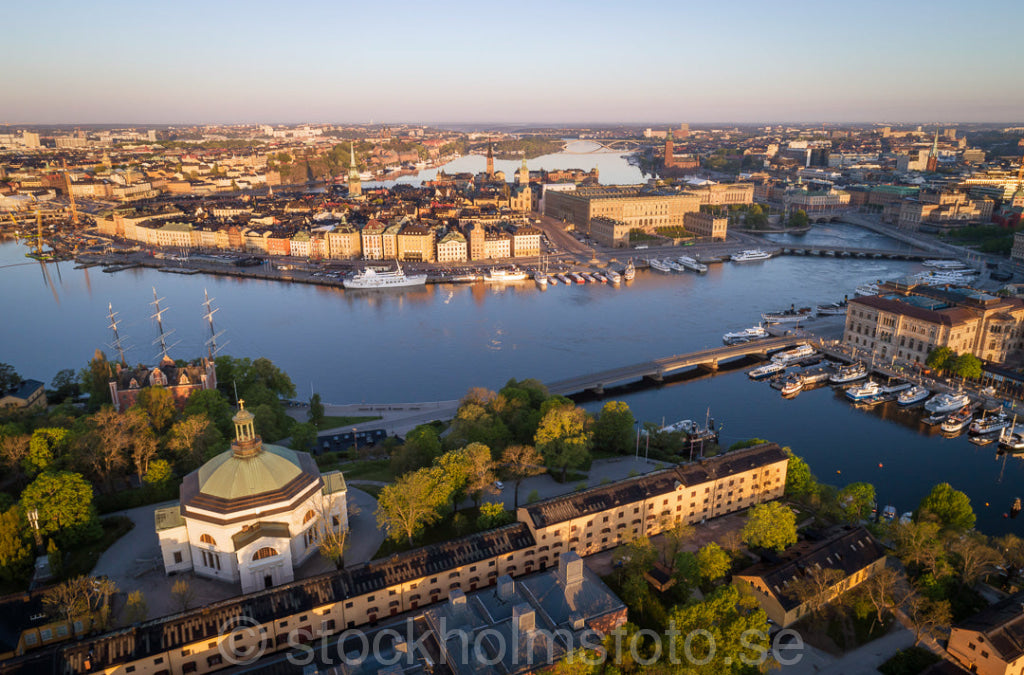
[155,402,348,594]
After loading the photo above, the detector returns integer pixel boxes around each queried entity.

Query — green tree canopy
[24,428,70,478]
[593,401,635,455]
[838,482,876,522]
[290,422,317,452]
[375,467,449,545]
[783,448,817,499]
[308,393,325,428]
[0,362,21,392]
[0,505,33,582]
[78,350,113,409]
[20,471,99,546]
[666,584,770,673]
[696,542,731,582]
[917,482,976,531]
[183,388,234,439]
[134,386,177,434]
[925,347,955,373]
[534,403,593,481]
[742,501,797,552]
[788,209,809,228]
[950,353,983,380]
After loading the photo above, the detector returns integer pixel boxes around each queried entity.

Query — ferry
[749,362,787,380]
[606,269,622,285]
[677,256,708,274]
[897,385,930,406]
[924,391,972,414]
[846,380,883,401]
[770,344,816,365]
[970,410,1011,435]
[623,259,636,282]
[484,268,529,283]
[343,263,427,289]
[923,259,967,270]
[722,325,769,345]
[731,249,772,263]
[830,361,868,384]
[665,260,686,273]
[780,377,804,397]
[941,407,974,434]
[855,283,880,297]
[998,422,1024,452]
[762,307,815,324]
[649,258,672,273]
[816,301,847,316]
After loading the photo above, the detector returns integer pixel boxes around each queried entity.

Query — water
[2,143,1018,534]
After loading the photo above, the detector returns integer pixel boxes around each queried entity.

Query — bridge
[560,139,650,154]
[545,336,812,397]
[773,245,957,262]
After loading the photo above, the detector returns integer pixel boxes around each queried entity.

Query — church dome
[196,443,306,501]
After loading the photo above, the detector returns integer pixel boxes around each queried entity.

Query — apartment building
[948,591,1024,675]
[436,230,468,262]
[396,223,436,262]
[43,444,788,675]
[843,282,1024,364]
[511,225,541,257]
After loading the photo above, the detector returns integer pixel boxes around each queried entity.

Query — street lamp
[352,427,358,457]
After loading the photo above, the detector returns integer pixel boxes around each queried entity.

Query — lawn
[654,226,694,239]
[316,415,381,430]
[337,459,394,483]
[878,646,941,675]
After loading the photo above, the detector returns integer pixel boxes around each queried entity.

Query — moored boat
[722,324,770,345]
[677,256,708,274]
[816,301,848,316]
[344,262,427,289]
[970,410,1011,435]
[780,376,804,397]
[557,273,570,284]
[830,361,868,384]
[924,391,972,414]
[731,249,772,262]
[484,268,529,282]
[623,259,636,281]
[770,344,815,365]
[762,307,815,324]
[897,385,930,406]
[846,380,883,401]
[606,269,622,285]
[534,272,549,287]
[649,258,672,273]
[941,407,974,434]
[749,362,787,380]
[855,283,879,297]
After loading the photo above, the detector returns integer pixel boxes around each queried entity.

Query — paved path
[779,625,916,675]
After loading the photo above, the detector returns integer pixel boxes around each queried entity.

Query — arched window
[252,547,278,561]
[199,534,216,546]
[303,510,316,525]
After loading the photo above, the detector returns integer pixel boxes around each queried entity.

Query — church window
[253,547,279,561]
[199,534,216,546]
[303,510,316,525]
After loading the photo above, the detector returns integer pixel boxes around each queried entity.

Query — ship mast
[106,302,129,366]
[150,287,179,361]
[202,289,228,358]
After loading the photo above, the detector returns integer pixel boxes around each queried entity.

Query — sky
[2,0,1022,125]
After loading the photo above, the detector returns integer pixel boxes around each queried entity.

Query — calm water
[1,144,1018,534]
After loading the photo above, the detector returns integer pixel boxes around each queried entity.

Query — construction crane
[62,159,79,226]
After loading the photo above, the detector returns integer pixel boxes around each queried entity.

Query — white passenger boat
[534,272,548,288]
[749,362,787,380]
[816,302,848,316]
[923,259,967,270]
[678,256,708,274]
[722,325,770,345]
[731,249,772,262]
[941,407,973,434]
[484,268,529,282]
[770,344,816,365]
[897,385,930,406]
[649,258,672,273]
[781,377,804,397]
[606,269,622,285]
[924,391,972,414]
[970,410,1011,435]
[846,380,883,401]
[623,259,636,281]
[855,283,879,297]
[344,263,427,289]
[830,361,868,384]
[762,308,815,323]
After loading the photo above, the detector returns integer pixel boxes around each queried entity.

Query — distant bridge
[560,139,649,154]
[774,245,957,262]
[545,336,811,397]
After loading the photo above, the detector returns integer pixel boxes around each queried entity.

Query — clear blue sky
[2,0,1022,124]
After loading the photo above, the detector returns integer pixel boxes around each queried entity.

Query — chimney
[512,603,535,633]
[497,575,515,601]
[558,551,584,587]
[449,589,467,609]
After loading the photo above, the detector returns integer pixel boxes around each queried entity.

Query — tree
[534,403,593,481]
[78,407,131,490]
[375,467,449,545]
[995,533,1024,571]
[662,520,694,567]
[20,471,99,545]
[696,542,731,583]
[23,428,69,477]
[123,590,148,624]
[864,566,907,625]
[838,482,876,522]
[788,209,809,228]
[742,502,797,552]
[666,584,770,674]
[167,414,223,468]
[49,369,79,401]
[290,422,317,452]
[183,389,234,439]
[477,502,512,530]
[593,401,635,455]
[439,443,495,508]
[308,393,325,428]
[312,493,352,567]
[0,362,20,392]
[499,444,546,510]
[905,593,951,646]
[925,347,955,374]
[79,350,113,409]
[171,578,195,611]
[949,533,1002,585]
[134,386,176,434]
[126,409,159,484]
[0,505,32,582]
[893,520,946,576]
[143,458,173,487]
[787,567,845,619]
[784,448,816,499]
[951,353,983,380]
[391,425,442,475]
[746,204,768,229]
[918,482,976,531]
[42,576,93,624]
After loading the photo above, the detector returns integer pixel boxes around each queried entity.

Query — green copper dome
[196,443,305,501]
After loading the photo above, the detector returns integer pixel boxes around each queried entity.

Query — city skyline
[3,0,1023,125]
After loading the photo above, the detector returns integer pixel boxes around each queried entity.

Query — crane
[62,158,79,226]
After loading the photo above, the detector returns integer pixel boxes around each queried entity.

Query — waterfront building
[155,403,349,594]
[0,379,46,412]
[47,444,787,675]
[543,187,700,235]
[396,222,436,262]
[436,229,468,262]
[683,210,728,240]
[735,527,887,627]
[589,216,631,247]
[511,224,541,257]
[109,355,218,413]
[326,225,362,259]
[468,221,486,261]
[360,219,385,259]
[843,282,1024,365]
[782,187,851,214]
[896,190,994,232]
[483,229,512,259]
[948,590,1024,675]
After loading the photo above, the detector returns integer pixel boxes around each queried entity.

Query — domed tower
[157,401,348,593]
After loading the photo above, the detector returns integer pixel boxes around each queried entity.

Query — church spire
[347,141,362,197]
[486,143,494,179]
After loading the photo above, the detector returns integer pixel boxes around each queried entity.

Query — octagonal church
[155,402,348,594]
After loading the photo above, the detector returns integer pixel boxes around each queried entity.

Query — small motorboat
[898,385,930,406]
[780,376,804,397]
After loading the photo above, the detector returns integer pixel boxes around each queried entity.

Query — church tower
[518,156,529,186]
[347,142,362,197]
[926,129,939,172]
[664,130,675,169]
[486,143,495,180]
